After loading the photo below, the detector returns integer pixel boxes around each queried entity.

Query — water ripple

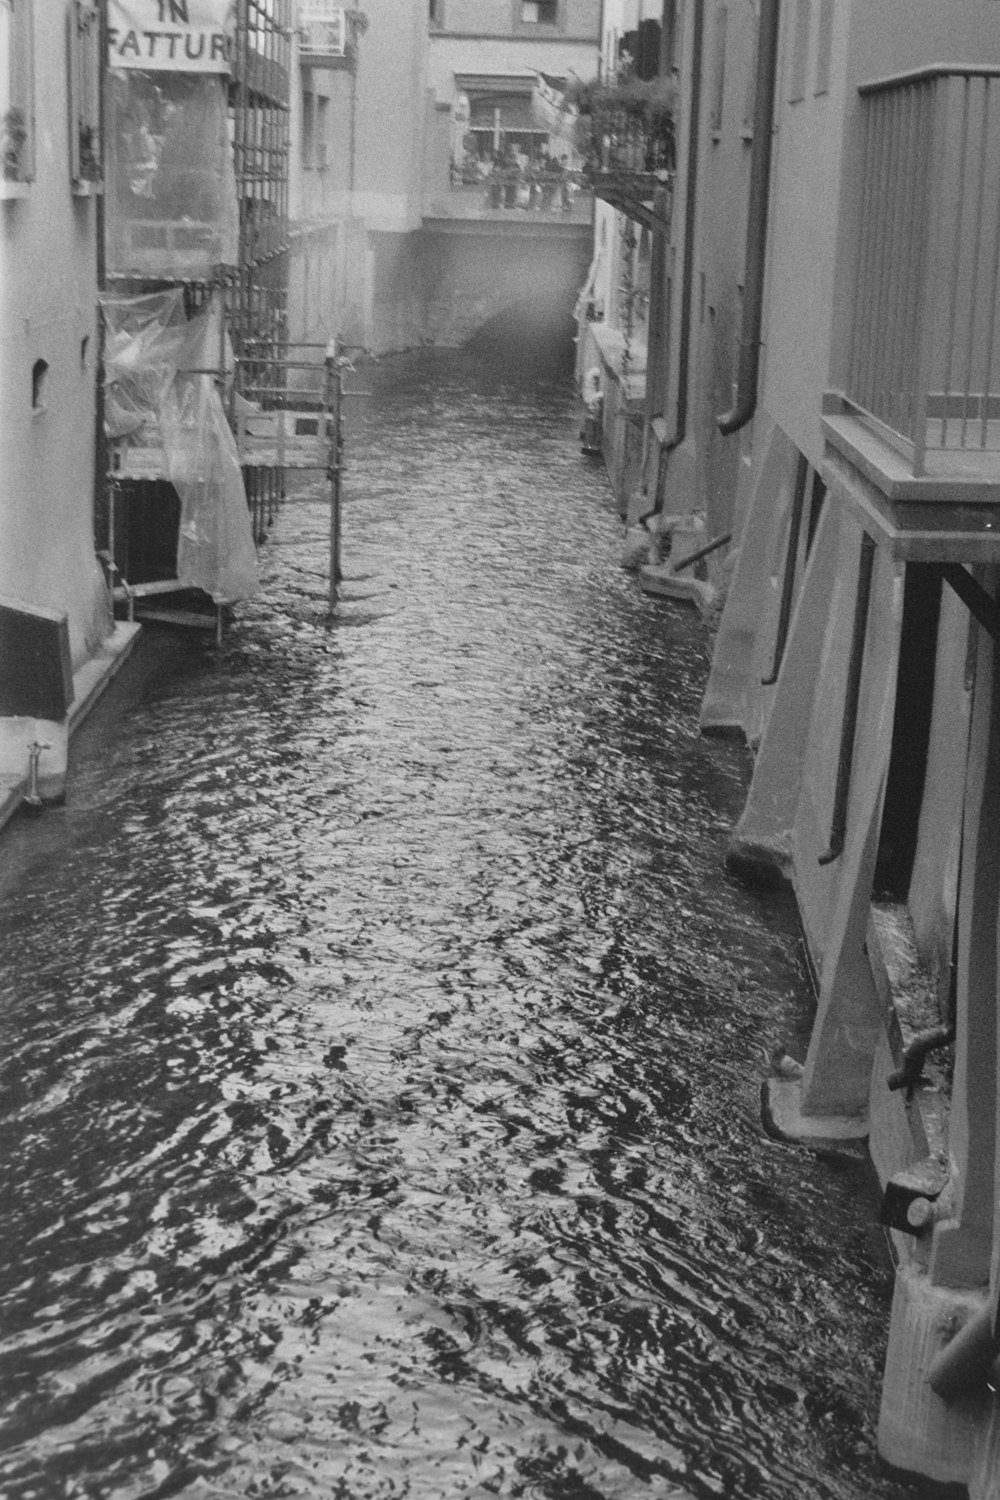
[0,350,922,1500]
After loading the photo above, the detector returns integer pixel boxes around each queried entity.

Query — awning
[469,96,550,133]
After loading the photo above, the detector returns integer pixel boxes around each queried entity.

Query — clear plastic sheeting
[164,373,260,605]
[101,290,260,605]
[105,71,239,278]
[101,288,189,439]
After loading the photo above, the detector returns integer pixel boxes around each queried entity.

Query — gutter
[717,0,781,435]
[660,0,704,469]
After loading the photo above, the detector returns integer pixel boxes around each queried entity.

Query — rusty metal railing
[847,65,1000,474]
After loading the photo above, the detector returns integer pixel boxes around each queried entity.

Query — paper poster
[107,0,236,73]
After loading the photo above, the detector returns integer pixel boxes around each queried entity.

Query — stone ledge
[761,1074,869,1143]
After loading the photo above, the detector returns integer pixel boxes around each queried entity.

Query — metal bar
[818,532,876,866]
[872,92,898,425]
[863,93,889,418]
[899,82,932,442]
[851,87,880,408]
[672,531,732,573]
[911,74,951,475]
[941,76,971,450]
[761,454,808,685]
[862,96,886,419]
[889,82,912,435]
[326,339,342,615]
[981,76,1000,450]
[892,84,922,438]
[961,76,989,447]
[941,564,1000,642]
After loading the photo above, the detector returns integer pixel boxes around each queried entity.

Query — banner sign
[107,0,236,73]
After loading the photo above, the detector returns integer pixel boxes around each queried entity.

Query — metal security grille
[229,0,293,541]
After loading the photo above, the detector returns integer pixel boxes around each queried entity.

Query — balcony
[423,165,592,231]
[825,65,1000,557]
[573,76,674,231]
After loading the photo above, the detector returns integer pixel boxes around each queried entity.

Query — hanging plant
[618,218,638,379]
[572,75,676,176]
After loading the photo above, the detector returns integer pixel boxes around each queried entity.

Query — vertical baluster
[893,89,917,435]
[894,83,923,441]
[850,90,879,410]
[873,90,900,425]
[960,77,989,448]
[980,78,1000,450]
[941,76,971,451]
[865,94,891,417]
[899,82,932,443]
[866,94,889,421]
[912,74,951,475]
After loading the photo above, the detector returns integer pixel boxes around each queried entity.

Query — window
[1,0,35,187]
[315,95,329,171]
[520,1,558,24]
[302,89,315,168]
[68,2,101,186]
[788,0,810,104]
[31,359,48,413]
[814,0,833,96]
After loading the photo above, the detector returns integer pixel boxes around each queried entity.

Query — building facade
[0,0,138,809]
[580,0,1000,1488]
[287,0,436,353]
[286,0,599,354]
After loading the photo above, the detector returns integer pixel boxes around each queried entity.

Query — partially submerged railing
[847,65,1000,474]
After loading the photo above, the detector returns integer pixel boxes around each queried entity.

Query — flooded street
[0,348,934,1500]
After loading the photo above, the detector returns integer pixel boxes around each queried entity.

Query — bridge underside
[369,217,593,354]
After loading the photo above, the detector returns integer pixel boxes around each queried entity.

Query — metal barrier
[847,65,1000,474]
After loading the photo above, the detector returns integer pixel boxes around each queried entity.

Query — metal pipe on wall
[717,0,781,435]
[667,0,705,459]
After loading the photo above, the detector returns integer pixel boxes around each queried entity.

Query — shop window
[68,1,101,186]
[520,1,558,25]
[1,0,35,187]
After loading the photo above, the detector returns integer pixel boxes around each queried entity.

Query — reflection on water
[0,349,929,1499]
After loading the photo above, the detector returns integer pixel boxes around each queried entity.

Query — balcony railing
[423,168,592,226]
[847,65,1000,475]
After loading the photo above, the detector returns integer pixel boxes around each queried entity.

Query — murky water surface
[0,350,935,1499]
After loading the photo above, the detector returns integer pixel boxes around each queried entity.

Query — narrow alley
[0,348,934,1500]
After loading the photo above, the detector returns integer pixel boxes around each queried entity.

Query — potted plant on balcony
[569,72,675,176]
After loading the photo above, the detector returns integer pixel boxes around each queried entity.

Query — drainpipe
[717,0,781,435]
[661,0,704,469]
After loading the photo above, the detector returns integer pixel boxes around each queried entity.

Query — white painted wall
[0,1,109,671]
